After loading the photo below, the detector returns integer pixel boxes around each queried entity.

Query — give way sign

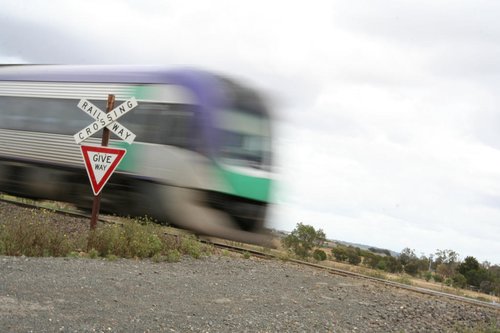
[80,145,127,196]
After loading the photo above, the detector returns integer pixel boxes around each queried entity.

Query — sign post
[91,94,113,229]
[74,94,138,229]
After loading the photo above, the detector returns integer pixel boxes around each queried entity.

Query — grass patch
[394,275,413,286]
[0,209,86,257]
[0,210,213,261]
[87,221,213,259]
[152,250,181,263]
[277,251,290,261]
[365,270,388,280]
[455,320,500,333]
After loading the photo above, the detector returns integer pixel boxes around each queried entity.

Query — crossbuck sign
[74,97,138,144]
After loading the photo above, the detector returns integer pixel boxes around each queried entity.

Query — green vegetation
[0,209,213,260]
[2,204,499,299]
[455,320,500,333]
[394,275,413,286]
[0,209,84,257]
[331,245,362,265]
[328,243,500,297]
[281,223,326,258]
[279,221,499,298]
[312,249,327,261]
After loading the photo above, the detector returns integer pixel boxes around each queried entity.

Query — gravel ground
[1,256,499,332]
[1,201,500,332]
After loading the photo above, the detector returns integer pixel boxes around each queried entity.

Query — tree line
[281,223,500,296]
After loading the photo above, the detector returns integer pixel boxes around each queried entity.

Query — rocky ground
[1,201,499,332]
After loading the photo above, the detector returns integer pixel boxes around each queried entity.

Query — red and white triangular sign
[80,145,127,196]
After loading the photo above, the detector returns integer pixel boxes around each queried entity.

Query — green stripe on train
[111,142,137,172]
[216,165,271,202]
[111,85,142,172]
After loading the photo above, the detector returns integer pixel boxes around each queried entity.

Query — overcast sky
[1,0,500,264]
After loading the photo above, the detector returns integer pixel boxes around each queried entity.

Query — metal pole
[89,94,115,230]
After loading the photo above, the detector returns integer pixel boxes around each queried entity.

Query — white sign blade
[106,122,137,144]
[74,97,138,144]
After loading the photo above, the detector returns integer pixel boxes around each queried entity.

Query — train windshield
[216,108,271,170]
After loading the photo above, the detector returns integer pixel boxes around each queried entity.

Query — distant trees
[281,225,500,296]
[331,246,499,295]
[383,256,403,273]
[399,248,419,276]
[331,245,362,265]
[368,247,392,257]
[281,223,326,258]
[433,249,460,278]
[456,256,496,291]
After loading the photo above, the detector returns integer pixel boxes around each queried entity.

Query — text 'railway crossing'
[74,97,138,144]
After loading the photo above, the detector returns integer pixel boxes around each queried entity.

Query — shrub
[382,256,403,273]
[433,274,444,283]
[0,209,214,261]
[67,251,80,258]
[451,273,467,288]
[152,250,181,263]
[376,260,387,271]
[312,249,327,261]
[331,246,348,262]
[87,220,163,258]
[282,223,326,258]
[347,250,361,265]
[166,250,181,262]
[180,236,203,259]
[331,246,361,265]
[0,210,83,257]
[364,253,382,269]
[404,261,420,276]
[88,248,99,259]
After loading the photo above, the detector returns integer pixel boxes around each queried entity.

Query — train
[0,65,274,246]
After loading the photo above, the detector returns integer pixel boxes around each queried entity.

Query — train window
[118,102,194,147]
[0,96,194,148]
[215,108,272,169]
[0,96,90,134]
[0,96,83,134]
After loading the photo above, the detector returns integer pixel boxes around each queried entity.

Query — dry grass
[0,202,213,260]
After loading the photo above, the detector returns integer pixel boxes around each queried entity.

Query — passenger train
[0,65,274,245]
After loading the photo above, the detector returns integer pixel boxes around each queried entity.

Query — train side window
[119,102,194,147]
[0,96,195,149]
[0,96,90,135]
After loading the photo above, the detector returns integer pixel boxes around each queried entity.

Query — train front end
[160,72,275,246]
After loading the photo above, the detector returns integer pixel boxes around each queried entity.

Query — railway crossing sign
[80,145,126,196]
[74,94,138,230]
[74,97,138,144]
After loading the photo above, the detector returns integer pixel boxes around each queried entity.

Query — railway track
[1,194,499,312]
[206,239,500,311]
